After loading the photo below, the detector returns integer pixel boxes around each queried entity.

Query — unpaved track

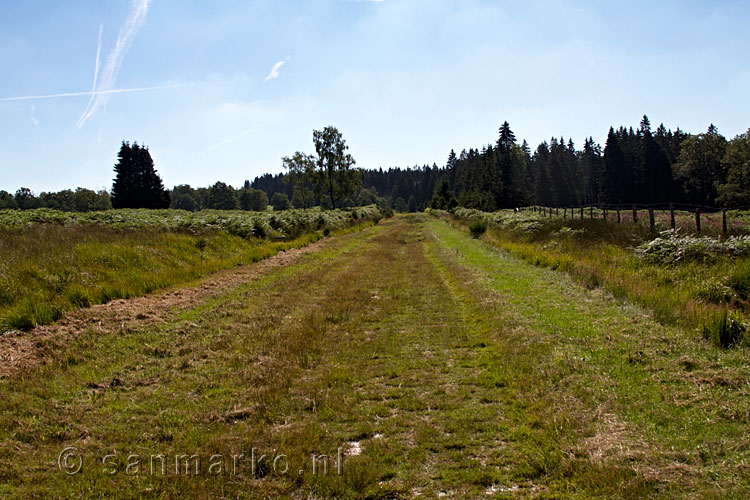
[1,215,748,499]
[0,239,327,378]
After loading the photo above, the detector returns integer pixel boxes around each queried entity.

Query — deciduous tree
[312,126,361,209]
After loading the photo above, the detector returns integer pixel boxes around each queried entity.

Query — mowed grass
[0,219,376,331]
[0,214,749,498]
[444,210,750,347]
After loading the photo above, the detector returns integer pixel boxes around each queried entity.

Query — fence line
[525,202,749,235]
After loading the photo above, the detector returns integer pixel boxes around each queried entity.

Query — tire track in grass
[3,215,749,498]
[291,214,517,498]
[0,222,390,499]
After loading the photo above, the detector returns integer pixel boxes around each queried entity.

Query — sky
[1,0,749,193]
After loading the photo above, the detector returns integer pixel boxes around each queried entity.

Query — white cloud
[264,56,291,82]
[76,0,152,129]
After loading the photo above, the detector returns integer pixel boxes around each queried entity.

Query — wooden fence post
[632,205,638,223]
[695,208,701,233]
[580,207,583,220]
[603,208,607,220]
[723,209,727,235]
[590,206,594,219]
[564,208,567,219]
[617,208,621,223]
[670,203,675,230]
[648,208,655,231]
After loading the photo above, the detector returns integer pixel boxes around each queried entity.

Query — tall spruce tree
[604,128,628,204]
[111,142,170,209]
[638,115,673,203]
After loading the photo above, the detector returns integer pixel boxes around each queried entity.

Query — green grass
[0,208,380,331]
[1,214,749,498]
[439,208,750,348]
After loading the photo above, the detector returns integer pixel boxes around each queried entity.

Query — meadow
[444,207,750,348]
[0,206,381,331]
[1,214,749,498]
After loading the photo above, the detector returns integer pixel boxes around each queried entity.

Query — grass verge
[0,217,377,331]
[436,209,750,348]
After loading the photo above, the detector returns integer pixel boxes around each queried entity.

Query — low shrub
[469,219,488,238]
[696,278,738,304]
[635,231,750,265]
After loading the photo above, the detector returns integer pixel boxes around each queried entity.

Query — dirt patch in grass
[580,412,644,463]
[0,240,325,378]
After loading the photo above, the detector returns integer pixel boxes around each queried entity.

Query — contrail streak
[98,99,108,143]
[205,127,259,153]
[0,85,176,102]
[76,0,152,129]
[80,23,103,123]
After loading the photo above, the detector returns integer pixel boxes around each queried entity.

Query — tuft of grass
[703,310,747,348]
[4,298,63,330]
[728,263,750,300]
[65,285,92,308]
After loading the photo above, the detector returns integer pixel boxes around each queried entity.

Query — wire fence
[525,203,750,235]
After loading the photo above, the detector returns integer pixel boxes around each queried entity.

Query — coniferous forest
[245,116,750,213]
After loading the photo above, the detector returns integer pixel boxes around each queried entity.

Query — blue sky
[1,0,748,193]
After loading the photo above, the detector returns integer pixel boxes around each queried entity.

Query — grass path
[1,215,748,499]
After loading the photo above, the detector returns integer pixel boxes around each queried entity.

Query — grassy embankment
[439,207,750,347]
[1,214,748,498]
[0,206,381,331]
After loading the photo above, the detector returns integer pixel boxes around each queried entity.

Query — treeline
[171,181,289,211]
[0,187,112,211]
[4,117,748,213]
[249,166,443,212]
[0,182,287,213]
[433,117,750,211]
